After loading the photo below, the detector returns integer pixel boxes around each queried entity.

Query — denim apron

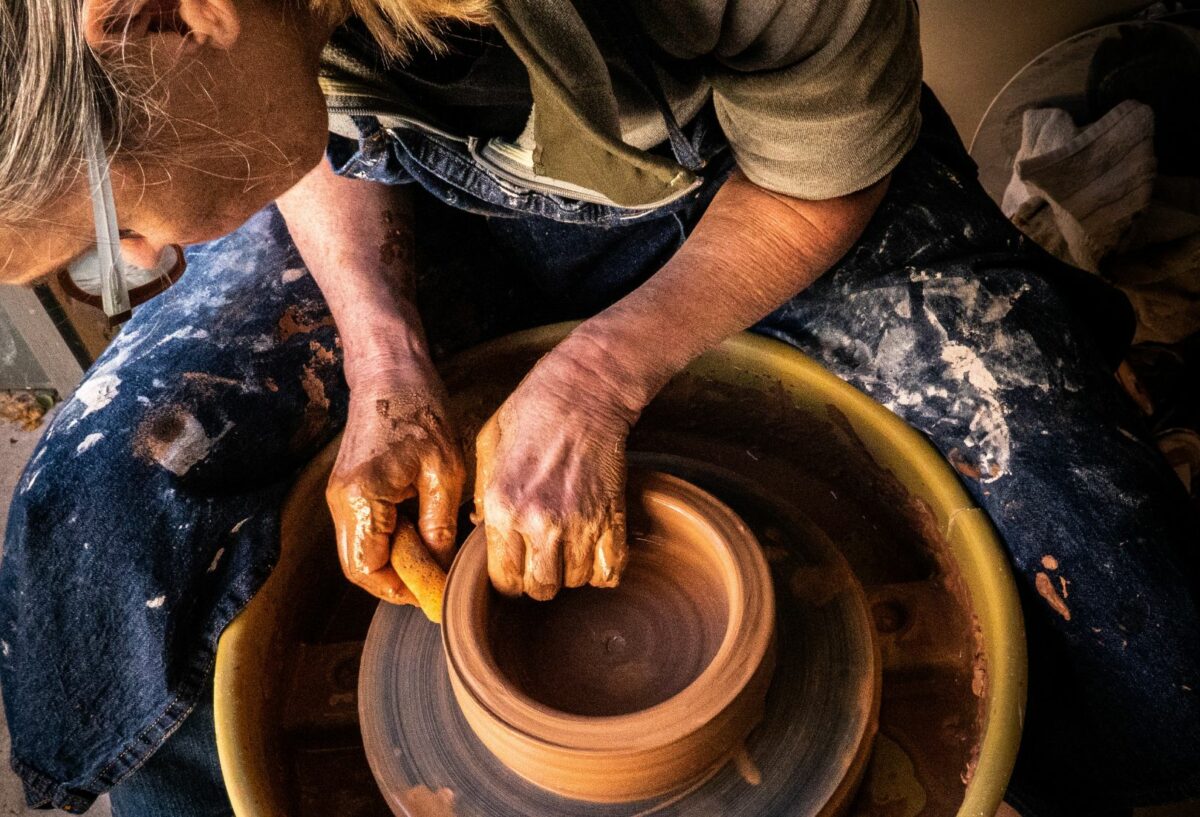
[2,22,1198,817]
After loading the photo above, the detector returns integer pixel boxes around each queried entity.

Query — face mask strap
[84,123,132,324]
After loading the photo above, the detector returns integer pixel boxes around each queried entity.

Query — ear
[82,0,241,55]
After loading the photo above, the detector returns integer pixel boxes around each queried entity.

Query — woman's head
[0,0,338,284]
[0,0,486,286]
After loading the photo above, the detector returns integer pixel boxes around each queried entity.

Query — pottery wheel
[359,456,880,817]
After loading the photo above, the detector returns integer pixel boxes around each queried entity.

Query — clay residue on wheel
[733,744,763,786]
[397,786,457,817]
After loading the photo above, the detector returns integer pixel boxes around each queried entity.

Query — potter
[2,0,1200,815]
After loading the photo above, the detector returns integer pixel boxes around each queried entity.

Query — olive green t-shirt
[321,0,922,201]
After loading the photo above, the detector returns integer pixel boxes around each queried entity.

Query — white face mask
[65,241,181,298]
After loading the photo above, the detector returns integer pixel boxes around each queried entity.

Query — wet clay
[395,787,457,817]
[488,528,729,716]
[344,338,995,817]
[1035,571,1071,621]
[442,472,775,803]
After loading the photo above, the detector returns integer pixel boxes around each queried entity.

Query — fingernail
[525,580,558,602]
[429,528,454,549]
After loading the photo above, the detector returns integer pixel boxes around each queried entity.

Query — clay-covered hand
[473,346,639,600]
[327,357,465,620]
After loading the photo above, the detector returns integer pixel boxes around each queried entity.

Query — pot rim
[441,470,776,754]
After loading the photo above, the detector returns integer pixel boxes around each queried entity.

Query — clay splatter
[399,786,457,817]
[281,267,306,284]
[1041,555,1059,570]
[292,355,334,449]
[76,374,121,418]
[971,663,986,697]
[75,433,104,455]
[146,596,166,609]
[1035,571,1071,620]
[309,340,337,366]
[939,343,1009,481]
[207,549,225,573]
[733,744,763,786]
[277,304,336,342]
[948,448,982,480]
[788,271,1045,485]
[300,365,329,412]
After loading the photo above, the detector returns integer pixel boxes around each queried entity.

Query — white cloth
[1001,100,1157,272]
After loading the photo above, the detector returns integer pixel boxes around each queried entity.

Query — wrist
[547,323,682,422]
[341,304,434,391]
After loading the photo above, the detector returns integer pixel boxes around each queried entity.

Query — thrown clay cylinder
[441,470,776,803]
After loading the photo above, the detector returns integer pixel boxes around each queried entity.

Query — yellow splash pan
[214,325,1026,816]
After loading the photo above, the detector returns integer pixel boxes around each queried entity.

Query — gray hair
[0,0,130,226]
[0,0,489,227]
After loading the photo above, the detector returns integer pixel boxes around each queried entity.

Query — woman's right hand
[277,161,463,619]
[326,354,465,621]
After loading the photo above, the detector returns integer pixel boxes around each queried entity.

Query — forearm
[567,170,889,413]
[277,160,428,387]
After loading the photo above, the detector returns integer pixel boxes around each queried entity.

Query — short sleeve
[641,0,923,200]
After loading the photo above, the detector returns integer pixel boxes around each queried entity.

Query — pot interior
[485,495,734,717]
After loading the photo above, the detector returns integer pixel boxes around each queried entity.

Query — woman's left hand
[473,342,642,599]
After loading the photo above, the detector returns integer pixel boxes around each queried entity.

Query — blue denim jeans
[107,679,230,817]
[2,91,1198,816]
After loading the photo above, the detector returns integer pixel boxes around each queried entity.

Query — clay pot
[441,470,776,803]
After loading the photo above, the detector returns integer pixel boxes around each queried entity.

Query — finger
[472,418,499,526]
[330,490,397,577]
[523,520,564,601]
[359,566,420,606]
[591,507,628,588]
[563,521,598,589]
[390,519,449,623]
[486,521,525,598]
[417,460,464,570]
